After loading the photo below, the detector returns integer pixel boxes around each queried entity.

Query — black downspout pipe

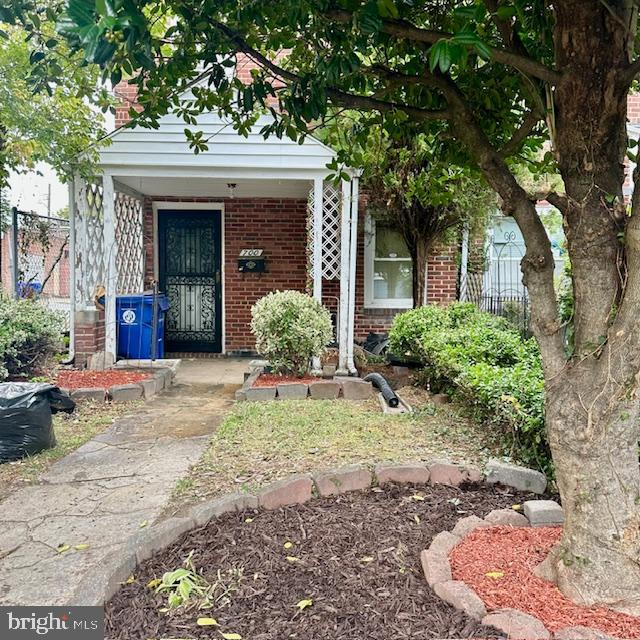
[363,372,399,408]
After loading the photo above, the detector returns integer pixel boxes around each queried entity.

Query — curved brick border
[61,367,175,404]
[68,455,564,639]
[418,500,613,640]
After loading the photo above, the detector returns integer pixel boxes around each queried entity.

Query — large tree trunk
[534,3,640,613]
[445,0,640,611]
[539,363,640,614]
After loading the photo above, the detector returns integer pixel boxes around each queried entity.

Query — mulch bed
[252,373,318,387]
[106,483,538,640]
[55,370,151,389]
[450,526,640,639]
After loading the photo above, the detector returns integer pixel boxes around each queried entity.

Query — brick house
[69,67,458,370]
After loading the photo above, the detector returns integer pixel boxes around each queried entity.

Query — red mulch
[55,370,151,389]
[252,373,318,387]
[450,526,640,639]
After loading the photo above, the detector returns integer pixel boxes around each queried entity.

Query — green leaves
[429,40,452,73]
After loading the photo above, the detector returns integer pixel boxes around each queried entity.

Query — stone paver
[308,381,340,399]
[258,474,313,509]
[276,383,309,399]
[484,508,530,527]
[485,459,547,494]
[434,580,487,619]
[451,515,491,537]
[0,359,244,606]
[338,378,374,400]
[109,383,144,403]
[375,462,430,486]
[420,547,452,587]
[313,464,372,497]
[429,460,482,486]
[245,386,276,401]
[524,500,564,527]
[482,608,550,640]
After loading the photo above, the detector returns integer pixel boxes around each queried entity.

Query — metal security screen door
[158,210,222,352]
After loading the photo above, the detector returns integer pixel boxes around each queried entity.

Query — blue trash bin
[116,293,169,359]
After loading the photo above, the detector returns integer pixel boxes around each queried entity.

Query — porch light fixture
[227,183,237,199]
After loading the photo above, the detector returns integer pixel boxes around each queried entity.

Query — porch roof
[98,111,341,193]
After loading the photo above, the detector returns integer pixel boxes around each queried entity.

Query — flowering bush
[251,290,333,375]
[0,295,64,380]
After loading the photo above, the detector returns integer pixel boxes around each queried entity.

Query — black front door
[158,210,222,352]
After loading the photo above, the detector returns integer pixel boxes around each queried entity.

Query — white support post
[346,174,360,374]
[459,223,470,302]
[102,174,117,364]
[68,178,78,362]
[312,177,323,374]
[337,179,351,376]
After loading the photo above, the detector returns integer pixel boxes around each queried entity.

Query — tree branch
[499,109,543,157]
[532,190,569,212]
[325,9,561,85]
[212,22,451,121]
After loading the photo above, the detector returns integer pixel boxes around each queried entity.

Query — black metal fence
[461,230,532,335]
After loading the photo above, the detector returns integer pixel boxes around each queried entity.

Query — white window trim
[364,213,414,309]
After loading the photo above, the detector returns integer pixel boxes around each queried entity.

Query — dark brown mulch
[106,483,536,640]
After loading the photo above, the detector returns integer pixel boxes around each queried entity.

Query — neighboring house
[1,215,71,326]
[70,62,457,370]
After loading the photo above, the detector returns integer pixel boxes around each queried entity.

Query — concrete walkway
[0,359,247,606]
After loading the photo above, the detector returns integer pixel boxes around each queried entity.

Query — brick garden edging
[61,366,175,404]
[68,457,581,640]
[235,366,376,402]
[418,494,611,640]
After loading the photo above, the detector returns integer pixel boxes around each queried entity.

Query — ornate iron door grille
[158,211,222,352]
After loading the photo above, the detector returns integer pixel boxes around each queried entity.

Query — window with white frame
[364,214,413,308]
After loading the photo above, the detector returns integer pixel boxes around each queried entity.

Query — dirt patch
[106,483,539,640]
[252,373,318,387]
[56,370,151,389]
[450,526,640,639]
[357,362,416,389]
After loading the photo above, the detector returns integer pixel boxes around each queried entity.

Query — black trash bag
[0,383,75,464]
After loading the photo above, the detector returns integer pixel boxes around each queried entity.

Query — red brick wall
[628,93,640,123]
[143,197,309,352]
[74,310,105,366]
[140,196,458,352]
[114,81,142,128]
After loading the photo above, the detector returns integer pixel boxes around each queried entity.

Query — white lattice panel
[75,183,105,306]
[308,182,342,280]
[115,193,145,293]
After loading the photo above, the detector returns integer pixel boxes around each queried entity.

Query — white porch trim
[102,173,117,363]
[346,174,361,374]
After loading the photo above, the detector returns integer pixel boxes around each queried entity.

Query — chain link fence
[2,208,72,335]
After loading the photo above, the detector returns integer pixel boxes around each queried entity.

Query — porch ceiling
[114,175,314,199]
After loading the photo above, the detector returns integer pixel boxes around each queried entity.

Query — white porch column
[459,223,470,302]
[68,177,78,360]
[337,178,351,376]
[312,177,323,373]
[102,174,117,363]
[346,174,360,374]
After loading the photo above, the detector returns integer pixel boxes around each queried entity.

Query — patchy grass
[168,390,504,508]
[0,401,137,502]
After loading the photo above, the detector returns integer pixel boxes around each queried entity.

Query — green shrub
[0,296,64,380]
[389,302,550,473]
[250,290,333,376]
